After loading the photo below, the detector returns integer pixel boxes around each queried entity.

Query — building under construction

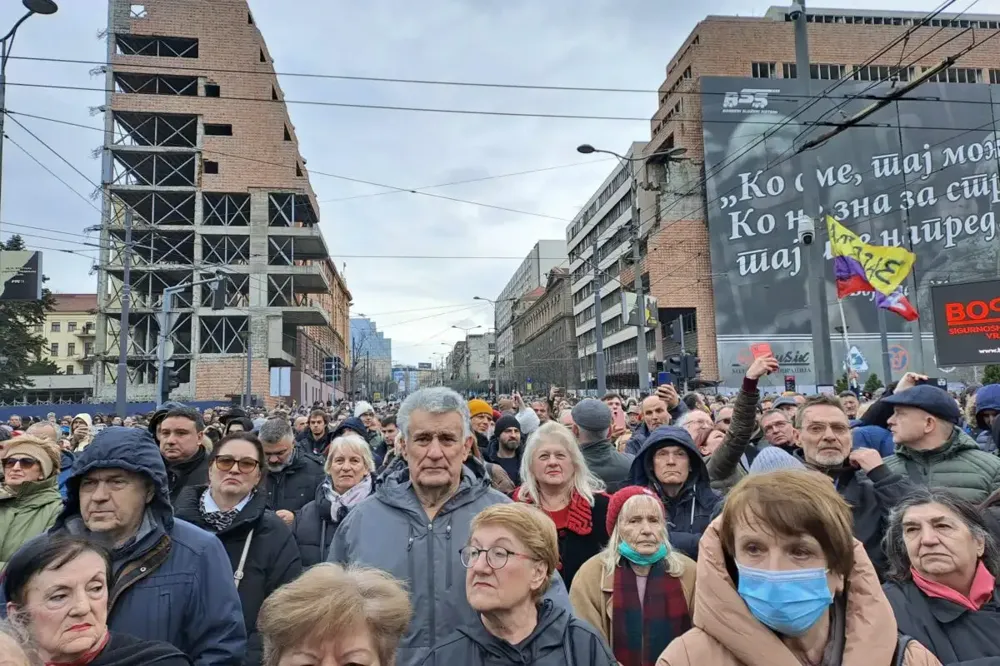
[95,0,351,405]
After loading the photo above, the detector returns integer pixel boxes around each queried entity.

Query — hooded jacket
[332,417,388,469]
[174,485,303,666]
[884,426,1000,503]
[655,521,941,666]
[0,474,63,567]
[329,456,570,666]
[791,450,912,577]
[70,412,94,450]
[624,400,690,456]
[628,426,721,559]
[974,384,1000,453]
[417,599,615,666]
[264,447,326,515]
[50,427,246,666]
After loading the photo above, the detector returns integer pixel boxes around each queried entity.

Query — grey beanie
[749,446,806,475]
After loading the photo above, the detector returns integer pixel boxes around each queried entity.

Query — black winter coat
[884,578,1000,665]
[793,452,913,577]
[295,428,334,457]
[164,447,211,505]
[265,450,326,515]
[175,486,303,666]
[628,426,721,560]
[92,632,191,666]
[555,493,609,589]
[292,478,373,567]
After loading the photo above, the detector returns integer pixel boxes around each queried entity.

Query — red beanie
[606,486,664,536]
[492,409,502,421]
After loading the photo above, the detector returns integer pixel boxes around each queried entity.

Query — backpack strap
[894,633,913,666]
[234,529,254,589]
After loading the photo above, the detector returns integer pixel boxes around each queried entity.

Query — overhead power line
[3,134,101,213]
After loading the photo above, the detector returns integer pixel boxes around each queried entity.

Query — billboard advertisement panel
[931,279,1000,366]
[0,251,42,301]
[701,77,1000,388]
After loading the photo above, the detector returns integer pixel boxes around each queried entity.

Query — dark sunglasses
[214,455,260,474]
[3,457,39,470]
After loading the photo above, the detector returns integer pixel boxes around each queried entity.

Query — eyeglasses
[2,457,38,470]
[459,545,537,570]
[214,456,260,474]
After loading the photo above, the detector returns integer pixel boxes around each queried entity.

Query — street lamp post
[452,324,481,397]
[577,143,687,393]
[0,1,58,239]
[474,295,516,395]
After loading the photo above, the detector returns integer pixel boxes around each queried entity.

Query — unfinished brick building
[95,0,351,405]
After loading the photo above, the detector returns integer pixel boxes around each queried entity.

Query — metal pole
[244,320,252,408]
[677,314,688,394]
[630,161,650,392]
[156,290,173,408]
[795,0,834,390]
[836,299,853,383]
[0,51,6,241]
[592,233,606,395]
[115,207,133,416]
[894,101,925,375]
[465,335,471,397]
[876,303,893,386]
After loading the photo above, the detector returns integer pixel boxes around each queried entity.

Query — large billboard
[0,251,42,301]
[931,279,1000,366]
[701,77,1000,388]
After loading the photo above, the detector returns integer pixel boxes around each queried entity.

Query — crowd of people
[0,358,998,665]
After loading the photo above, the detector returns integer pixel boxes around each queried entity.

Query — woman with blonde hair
[571,486,695,666]
[422,502,614,665]
[258,563,412,666]
[513,421,610,587]
[0,435,63,567]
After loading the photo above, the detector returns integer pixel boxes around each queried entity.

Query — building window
[248,11,254,25]
[116,34,198,58]
[84,342,94,356]
[283,124,292,141]
[130,4,147,18]
[783,63,845,80]
[50,343,59,356]
[33,324,42,333]
[205,83,221,97]
[67,321,77,332]
[751,62,776,79]
[783,63,797,79]
[991,69,1000,84]
[204,160,219,174]
[927,66,982,84]
[51,322,60,333]
[260,48,267,63]
[67,343,76,356]
[204,123,233,136]
[271,85,279,100]
[65,365,74,375]
[853,65,912,82]
[296,162,303,177]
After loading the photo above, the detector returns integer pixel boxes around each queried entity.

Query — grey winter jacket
[884,427,1000,503]
[329,457,570,666]
[579,438,633,493]
[418,599,614,666]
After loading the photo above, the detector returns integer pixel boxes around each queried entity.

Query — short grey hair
[25,421,59,443]
[0,618,37,666]
[397,387,470,440]
[258,417,294,445]
[883,487,1000,582]
[325,433,375,473]
[518,422,605,506]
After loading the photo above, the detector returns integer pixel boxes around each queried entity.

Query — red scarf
[46,631,110,666]
[910,560,996,612]
[512,487,593,535]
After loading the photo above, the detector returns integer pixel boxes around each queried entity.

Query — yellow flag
[825,215,915,296]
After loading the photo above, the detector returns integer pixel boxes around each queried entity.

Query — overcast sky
[0,0,993,364]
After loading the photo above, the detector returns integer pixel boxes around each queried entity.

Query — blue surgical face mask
[618,542,668,566]
[736,563,833,636]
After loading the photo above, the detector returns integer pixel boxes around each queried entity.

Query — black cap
[882,385,961,425]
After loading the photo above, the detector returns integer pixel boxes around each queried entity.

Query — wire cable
[3,133,102,213]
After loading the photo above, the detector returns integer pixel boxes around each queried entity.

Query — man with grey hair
[330,386,569,666]
[571,398,633,492]
[258,416,325,525]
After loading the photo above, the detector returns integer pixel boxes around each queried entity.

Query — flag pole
[875,301,893,387]
[836,298,853,386]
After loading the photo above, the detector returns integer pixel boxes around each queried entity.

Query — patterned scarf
[322,475,372,523]
[199,489,248,533]
[611,558,691,666]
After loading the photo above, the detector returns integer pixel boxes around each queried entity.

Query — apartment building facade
[512,267,577,391]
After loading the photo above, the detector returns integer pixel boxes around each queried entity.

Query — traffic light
[667,354,683,375]
[209,274,229,310]
[323,357,335,383]
[681,354,701,379]
[160,361,182,404]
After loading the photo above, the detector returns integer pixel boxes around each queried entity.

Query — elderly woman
[4,535,190,666]
[0,436,63,567]
[294,433,375,567]
[512,421,609,588]
[883,488,1000,663]
[571,486,695,666]
[257,563,411,666]
[657,470,940,666]
[422,503,614,665]
[174,432,302,666]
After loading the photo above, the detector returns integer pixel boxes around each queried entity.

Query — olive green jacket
[884,426,1000,503]
[0,475,63,566]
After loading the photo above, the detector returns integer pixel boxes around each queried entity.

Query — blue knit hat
[749,446,806,475]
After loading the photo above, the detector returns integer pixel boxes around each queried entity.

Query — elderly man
[258,417,326,525]
[149,404,210,505]
[760,408,799,453]
[883,379,1000,502]
[570,398,633,492]
[793,394,912,575]
[46,427,245,664]
[330,386,568,666]
[624,383,687,455]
